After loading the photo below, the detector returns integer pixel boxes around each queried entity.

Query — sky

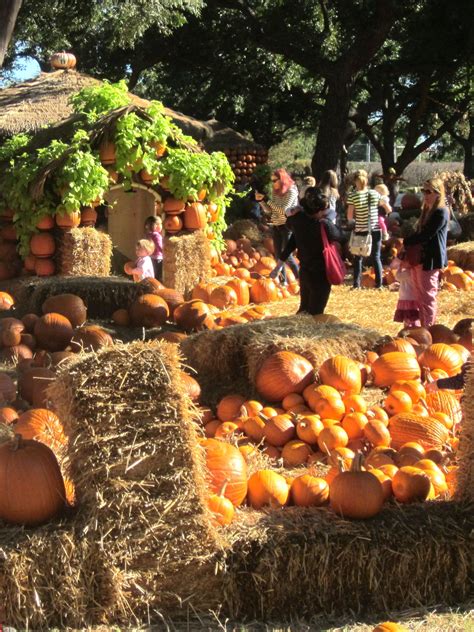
[0,56,40,86]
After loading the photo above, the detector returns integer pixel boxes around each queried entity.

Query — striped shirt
[267,185,299,225]
[347,189,381,232]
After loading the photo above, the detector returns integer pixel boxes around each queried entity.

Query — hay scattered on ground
[221,502,474,621]
[455,364,474,502]
[163,230,212,297]
[181,314,381,407]
[7,275,140,319]
[447,241,474,270]
[224,219,264,243]
[56,227,112,276]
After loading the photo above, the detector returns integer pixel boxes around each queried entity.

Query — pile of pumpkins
[196,323,471,526]
[162,195,219,235]
[221,144,268,184]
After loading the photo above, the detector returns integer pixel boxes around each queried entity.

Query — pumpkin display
[388,413,449,450]
[255,351,314,402]
[0,435,66,526]
[419,343,463,377]
[249,278,278,303]
[202,438,248,506]
[290,474,329,507]
[263,414,296,447]
[371,352,421,387]
[129,294,169,328]
[34,313,73,351]
[209,285,238,310]
[247,470,289,509]
[42,293,87,327]
[173,300,215,332]
[70,325,113,352]
[329,455,384,519]
[183,202,207,229]
[392,466,431,503]
[319,355,362,394]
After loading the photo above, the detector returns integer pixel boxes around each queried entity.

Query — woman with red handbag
[270,187,346,314]
[402,177,449,327]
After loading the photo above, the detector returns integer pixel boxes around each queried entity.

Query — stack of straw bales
[56,227,112,276]
[454,363,474,501]
[180,314,383,406]
[447,241,474,270]
[163,230,212,296]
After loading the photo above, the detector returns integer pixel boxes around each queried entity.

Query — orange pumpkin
[129,294,169,327]
[419,343,463,377]
[392,466,431,503]
[42,293,87,327]
[216,394,246,422]
[291,475,329,507]
[183,202,207,229]
[34,313,73,351]
[30,233,55,258]
[247,470,289,509]
[55,210,81,229]
[207,492,234,526]
[281,440,313,466]
[329,455,384,519]
[249,278,278,303]
[255,351,314,402]
[226,278,250,306]
[318,355,362,394]
[14,408,66,453]
[371,352,421,387]
[209,285,238,310]
[388,413,449,450]
[263,414,296,447]
[202,438,247,506]
[70,325,113,352]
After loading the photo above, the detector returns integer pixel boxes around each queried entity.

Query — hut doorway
[105,184,161,266]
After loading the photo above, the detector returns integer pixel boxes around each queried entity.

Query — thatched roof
[0,69,261,151]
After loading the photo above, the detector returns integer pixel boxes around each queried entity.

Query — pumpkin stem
[257,412,270,423]
[218,479,229,497]
[12,433,23,451]
[350,452,365,473]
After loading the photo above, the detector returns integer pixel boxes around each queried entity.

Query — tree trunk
[311,78,354,180]
[0,0,23,67]
[462,119,474,179]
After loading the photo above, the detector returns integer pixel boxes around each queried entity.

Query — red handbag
[321,223,346,285]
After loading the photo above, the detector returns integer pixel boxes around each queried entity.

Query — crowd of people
[244,167,452,332]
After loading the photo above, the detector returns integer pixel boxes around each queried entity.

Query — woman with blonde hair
[319,170,339,223]
[402,177,449,327]
[346,169,390,289]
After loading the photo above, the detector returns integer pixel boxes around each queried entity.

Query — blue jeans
[352,229,383,288]
[272,225,299,283]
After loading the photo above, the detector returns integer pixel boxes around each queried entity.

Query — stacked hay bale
[56,227,112,276]
[454,364,474,501]
[163,229,212,296]
[447,241,474,271]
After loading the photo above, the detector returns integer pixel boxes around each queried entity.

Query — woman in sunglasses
[257,168,299,285]
[402,177,449,327]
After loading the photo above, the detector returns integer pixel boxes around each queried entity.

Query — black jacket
[280,211,344,269]
[403,207,449,270]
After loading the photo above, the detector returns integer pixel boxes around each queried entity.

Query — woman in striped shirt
[258,168,299,285]
[346,169,390,289]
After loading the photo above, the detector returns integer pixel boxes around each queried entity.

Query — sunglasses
[421,188,437,194]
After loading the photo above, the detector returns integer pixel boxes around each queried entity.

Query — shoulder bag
[348,190,373,257]
[321,222,346,285]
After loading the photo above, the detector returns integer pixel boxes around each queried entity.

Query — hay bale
[47,341,224,625]
[8,275,140,319]
[180,314,382,407]
[455,364,474,502]
[221,502,474,620]
[224,219,263,243]
[163,230,212,297]
[56,227,112,276]
[447,241,474,270]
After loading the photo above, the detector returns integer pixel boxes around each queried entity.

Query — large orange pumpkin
[0,435,66,526]
[183,202,207,229]
[291,474,329,507]
[388,413,449,450]
[30,233,55,258]
[202,438,247,506]
[70,325,114,352]
[34,313,73,351]
[419,343,463,377]
[226,278,250,306]
[255,351,314,402]
[14,408,66,453]
[247,470,289,509]
[329,455,384,519]
[392,466,431,503]
[209,285,238,310]
[318,355,362,394]
[42,293,87,327]
[425,390,462,426]
[173,300,216,331]
[371,352,421,387]
[129,294,169,327]
[249,278,278,303]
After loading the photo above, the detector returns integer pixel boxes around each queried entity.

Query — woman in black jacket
[270,187,345,314]
[403,177,449,327]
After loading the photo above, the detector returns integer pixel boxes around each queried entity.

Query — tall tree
[0,0,23,67]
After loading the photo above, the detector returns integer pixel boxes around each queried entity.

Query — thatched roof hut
[0,69,261,154]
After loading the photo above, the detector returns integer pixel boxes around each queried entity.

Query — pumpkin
[263,414,296,446]
[392,466,431,503]
[296,415,323,443]
[183,202,207,229]
[317,425,348,453]
[255,351,314,402]
[341,412,368,439]
[17,366,55,404]
[202,438,247,506]
[363,419,392,447]
[98,141,116,165]
[319,355,362,394]
[389,380,425,404]
[0,292,14,311]
[398,326,432,346]
[179,371,201,402]
[163,197,186,213]
[343,393,368,414]
[243,415,266,442]
[0,435,66,526]
[42,293,87,327]
[428,324,459,345]
[329,454,385,519]
[129,294,169,327]
[207,492,234,526]
[14,408,66,453]
[372,622,408,631]
[226,278,250,306]
[0,407,18,425]
[80,207,98,226]
[291,475,329,507]
[112,308,130,326]
[153,288,184,318]
[163,214,183,233]
[371,352,421,387]
[0,374,16,403]
[281,440,313,466]
[312,392,345,421]
[419,343,463,377]
[156,331,187,344]
[55,210,81,229]
[50,51,76,69]
[34,313,73,351]
[35,258,55,276]
[384,390,413,415]
[173,300,215,332]
[368,468,393,501]
[425,390,462,426]
[70,325,113,352]
[249,278,278,303]
[388,413,449,450]
[247,470,289,509]
[394,442,425,467]
[210,285,238,310]
[379,338,417,356]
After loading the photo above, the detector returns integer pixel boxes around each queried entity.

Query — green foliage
[0,133,32,161]
[70,80,131,121]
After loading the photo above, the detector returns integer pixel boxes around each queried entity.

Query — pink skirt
[394,299,420,323]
